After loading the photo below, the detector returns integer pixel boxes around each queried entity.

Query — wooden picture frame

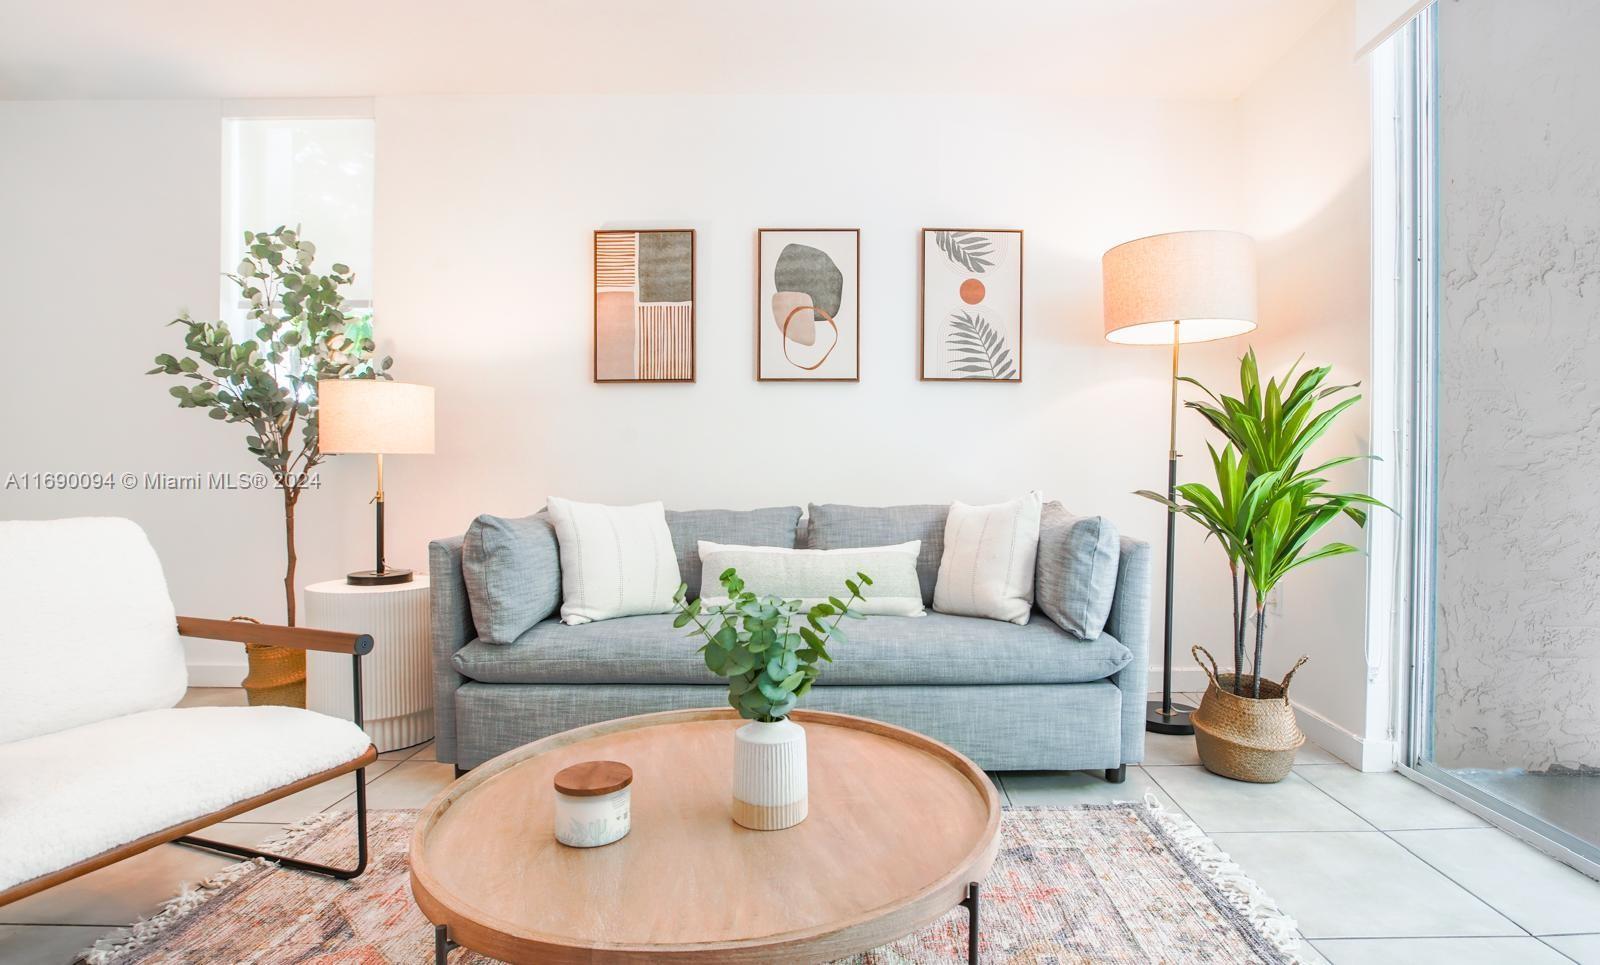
[756,228,861,382]
[594,228,696,383]
[919,228,1023,382]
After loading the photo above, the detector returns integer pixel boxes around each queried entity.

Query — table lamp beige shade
[1102,230,1258,345]
[318,380,435,455]
[317,379,436,586]
[1101,229,1257,739]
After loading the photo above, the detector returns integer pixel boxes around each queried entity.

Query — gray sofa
[429,503,1149,780]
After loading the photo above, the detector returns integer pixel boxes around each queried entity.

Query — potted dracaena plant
[670,567,871,830]
[1139,350,1387,782]
[149,226,392,707]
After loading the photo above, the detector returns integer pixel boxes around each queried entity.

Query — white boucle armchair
[0,517,378,906]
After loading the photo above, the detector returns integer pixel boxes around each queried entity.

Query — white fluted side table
[306,576,433,752]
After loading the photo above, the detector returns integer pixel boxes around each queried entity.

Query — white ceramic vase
[731,718,808,830]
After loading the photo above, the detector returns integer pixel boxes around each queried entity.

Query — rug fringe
[1142,796,1309,964]
[79,810,351,965]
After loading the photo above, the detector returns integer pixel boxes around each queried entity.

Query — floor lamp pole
[1148,319,1196,735]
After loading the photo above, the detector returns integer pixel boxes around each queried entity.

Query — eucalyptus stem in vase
[670,567,872,828]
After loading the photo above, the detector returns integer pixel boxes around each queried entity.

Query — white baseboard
[1292,700,1396,772]
[1147,666,1210,693]
[187,661,246,688]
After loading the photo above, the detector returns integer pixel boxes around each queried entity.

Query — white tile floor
[2,690,1597,964]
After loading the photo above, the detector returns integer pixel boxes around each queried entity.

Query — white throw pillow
[546,497,681,625]
[697,541,925,617]
[933,492,1044,625]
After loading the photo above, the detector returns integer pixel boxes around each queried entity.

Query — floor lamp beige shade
[317,379,436,586]
[1102,230,1258,345]
[1102,229,1257,737]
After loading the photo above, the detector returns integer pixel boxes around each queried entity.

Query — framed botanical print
[594,229,695,382]
[920,229,1023,381]
[757,228,860,381]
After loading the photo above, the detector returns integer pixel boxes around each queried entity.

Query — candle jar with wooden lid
[553,761,632,847]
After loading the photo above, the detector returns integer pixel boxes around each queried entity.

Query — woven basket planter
[1189,645,1307,783]
[232,617,307,708]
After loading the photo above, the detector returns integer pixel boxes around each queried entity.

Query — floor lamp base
[1145,699,1197,735]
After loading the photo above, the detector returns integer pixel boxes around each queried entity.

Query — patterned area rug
[84,804,1306,964]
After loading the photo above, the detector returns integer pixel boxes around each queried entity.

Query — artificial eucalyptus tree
[1140,350,1386,697]
[149,226,392,627]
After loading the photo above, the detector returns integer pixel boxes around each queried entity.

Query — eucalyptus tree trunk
[283,487,299,627]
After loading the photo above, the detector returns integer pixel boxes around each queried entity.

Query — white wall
[1435,0,1600,771]
[1,73,1379,760]
[0,101,351,678]
[1231,1,1386,766]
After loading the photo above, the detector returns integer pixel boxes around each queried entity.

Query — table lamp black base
[1145,698,1197,735]
[347,568,414,587]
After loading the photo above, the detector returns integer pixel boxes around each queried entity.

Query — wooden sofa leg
[1105,765,1127,784]
[175,765,370,879]
[454,765,467,779]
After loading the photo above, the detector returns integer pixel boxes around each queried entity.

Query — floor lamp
[1102,231,1257,735]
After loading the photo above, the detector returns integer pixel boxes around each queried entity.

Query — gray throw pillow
[665,507,803,599]
[462,511,561,645]
[1036,501,1121,640]
[806,503,949,606]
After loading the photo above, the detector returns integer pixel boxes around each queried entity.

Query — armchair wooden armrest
[176,616,374,655]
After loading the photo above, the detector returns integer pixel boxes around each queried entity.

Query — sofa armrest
[429,534,474,765]
[1102,535,1152,765]
[176,616,373,655]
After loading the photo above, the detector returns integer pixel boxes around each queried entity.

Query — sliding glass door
[1401,0,1600,872]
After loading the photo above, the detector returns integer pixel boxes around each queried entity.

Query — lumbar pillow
[933,492,1044,625]
[462,511,562,644]
[1035,501,1121,640]
[545,497,681,625]
[697,541,925,617]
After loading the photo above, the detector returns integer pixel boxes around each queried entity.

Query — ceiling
[0,0,1338,100]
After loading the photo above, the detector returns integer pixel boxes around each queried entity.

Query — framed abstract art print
[594,229,695,382]
[920,228,1022,381]
[757,228,860,381]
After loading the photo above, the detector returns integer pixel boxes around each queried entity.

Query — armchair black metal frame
[172,617,375,879]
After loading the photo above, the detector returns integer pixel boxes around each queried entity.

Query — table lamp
[1103,230,1257,734]
[317,379,436,586]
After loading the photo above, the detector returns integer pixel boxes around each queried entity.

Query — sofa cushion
[806,503,949,605]
[1036,501,1121,640]
[665,507,803,599]
[0,517,187,744]
[0,706,372,894]
[462,511,562,645]
[452,611,1130,687]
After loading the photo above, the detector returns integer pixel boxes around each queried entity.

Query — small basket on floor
[1189,645,1306,784]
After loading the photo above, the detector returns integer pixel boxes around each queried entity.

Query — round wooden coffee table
[410,708,1001,963]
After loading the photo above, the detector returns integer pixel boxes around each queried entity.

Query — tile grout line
[1292,772,1540,942]
[1134,765,1197,824]
[1534,935,1583,964]
[1309,932,1542,941]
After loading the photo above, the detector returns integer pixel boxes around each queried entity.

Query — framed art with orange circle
[920,229,1022,382]
[757,228,861,381]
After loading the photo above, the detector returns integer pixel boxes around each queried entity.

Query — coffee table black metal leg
[435,924,453,963]
[962,881,981,962]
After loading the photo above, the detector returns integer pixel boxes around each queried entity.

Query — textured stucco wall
[1436,0,1600,770]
